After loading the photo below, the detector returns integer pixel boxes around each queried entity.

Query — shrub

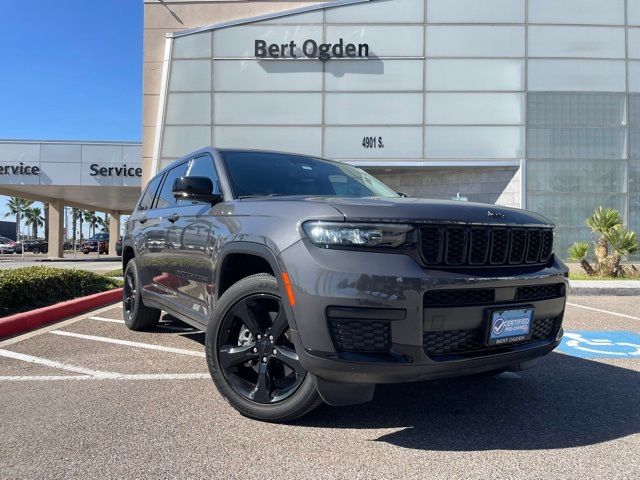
[0,267,122,317]
[569,207,639,278]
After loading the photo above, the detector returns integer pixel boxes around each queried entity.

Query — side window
[137,175,163,211]
[155,162,189,209]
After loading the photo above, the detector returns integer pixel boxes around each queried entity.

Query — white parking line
[50,330,206,357]
[566,302,640,321]
[89,316,124,324]
[0,373,210,382]
[0,349,121,378]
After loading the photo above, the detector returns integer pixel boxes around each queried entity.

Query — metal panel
[325,93,423,125]
[324,126,423,158]
[214,93,323,125]
[425,127,525,158]
[426,59,525,91]
[427,0,524,23]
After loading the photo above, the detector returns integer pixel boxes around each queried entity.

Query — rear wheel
[123,259,160,331]
[206,273,321,422]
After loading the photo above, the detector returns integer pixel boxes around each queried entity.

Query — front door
[150,160,189,306]
[169,154,222,320]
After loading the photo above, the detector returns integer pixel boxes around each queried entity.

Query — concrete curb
[0,288,123,340]
[570,280,640,296]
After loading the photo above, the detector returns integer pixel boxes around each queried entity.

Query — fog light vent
[328,319,390,353]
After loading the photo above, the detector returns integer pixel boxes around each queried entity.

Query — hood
[232,196,553,226]
[315,197,551,226]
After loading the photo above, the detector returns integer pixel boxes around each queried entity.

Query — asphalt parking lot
[1,296,639,479]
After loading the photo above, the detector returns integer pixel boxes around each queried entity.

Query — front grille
[328,319,390,353]
[419,225,553,267]
[424,288,495,307]
[516,283,565,302]
[423,317,559,356]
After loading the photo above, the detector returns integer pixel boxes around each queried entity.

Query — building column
[48,200,64,258]
[108,211,120,256]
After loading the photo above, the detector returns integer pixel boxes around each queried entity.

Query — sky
[0,0,142,238]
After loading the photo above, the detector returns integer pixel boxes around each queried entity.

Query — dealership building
[144,0,640,258]
[1,0,640,259]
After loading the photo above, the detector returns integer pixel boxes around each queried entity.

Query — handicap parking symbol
[558,330,640,359]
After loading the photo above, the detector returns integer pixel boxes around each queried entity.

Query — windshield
[220,151,399,199]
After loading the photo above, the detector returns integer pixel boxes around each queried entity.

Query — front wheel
[206,273,322,422]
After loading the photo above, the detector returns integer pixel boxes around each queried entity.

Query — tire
[122,258,160,331]
[206,273,322,422]
[32,248,39,254]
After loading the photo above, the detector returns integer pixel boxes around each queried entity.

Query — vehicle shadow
[147,314,206,344]
[296,353,640,451]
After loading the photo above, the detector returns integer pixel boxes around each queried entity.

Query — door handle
[167,213,180,224]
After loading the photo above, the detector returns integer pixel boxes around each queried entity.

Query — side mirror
[172,176,223,204]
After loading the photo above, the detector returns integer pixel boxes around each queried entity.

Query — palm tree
[83,210,102,237]
[94,215,105,235]
[567,242,595,276]
[43,203,49,241]
[23,207,44,239]
[101,213,109,233]
[4,197,32,240]
[71,208,78,245]
[606,226,639,277]
[76,209,87,242]
[585,207,622,267]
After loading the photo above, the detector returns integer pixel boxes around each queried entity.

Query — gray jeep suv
[122,148,568,422]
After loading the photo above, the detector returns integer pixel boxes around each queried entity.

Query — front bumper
[280,240,568,385]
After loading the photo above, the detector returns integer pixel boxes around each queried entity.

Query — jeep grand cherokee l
[122,148,568,422]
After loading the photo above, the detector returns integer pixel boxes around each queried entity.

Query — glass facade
[156,0,640,259]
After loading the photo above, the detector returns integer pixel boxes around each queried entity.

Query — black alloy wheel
[217,293,306,404]
[121,259,160,331]
[123,266,137,323]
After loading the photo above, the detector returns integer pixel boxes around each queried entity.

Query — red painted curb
[0,288,123,340]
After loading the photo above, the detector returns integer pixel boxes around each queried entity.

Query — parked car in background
[0,237,15,254]
[122,148,567,422]
[115,237,122,256]
[82,233,109,254]
[16,239,48,254]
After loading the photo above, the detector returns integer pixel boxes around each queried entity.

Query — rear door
[131,173,164,294]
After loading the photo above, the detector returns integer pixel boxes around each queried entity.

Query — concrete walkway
[570,280,640,296]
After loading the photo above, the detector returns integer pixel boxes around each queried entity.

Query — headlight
[303,221,412,248]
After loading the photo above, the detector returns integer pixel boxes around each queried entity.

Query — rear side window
[155,162,189,209]
[137,175,163,211]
